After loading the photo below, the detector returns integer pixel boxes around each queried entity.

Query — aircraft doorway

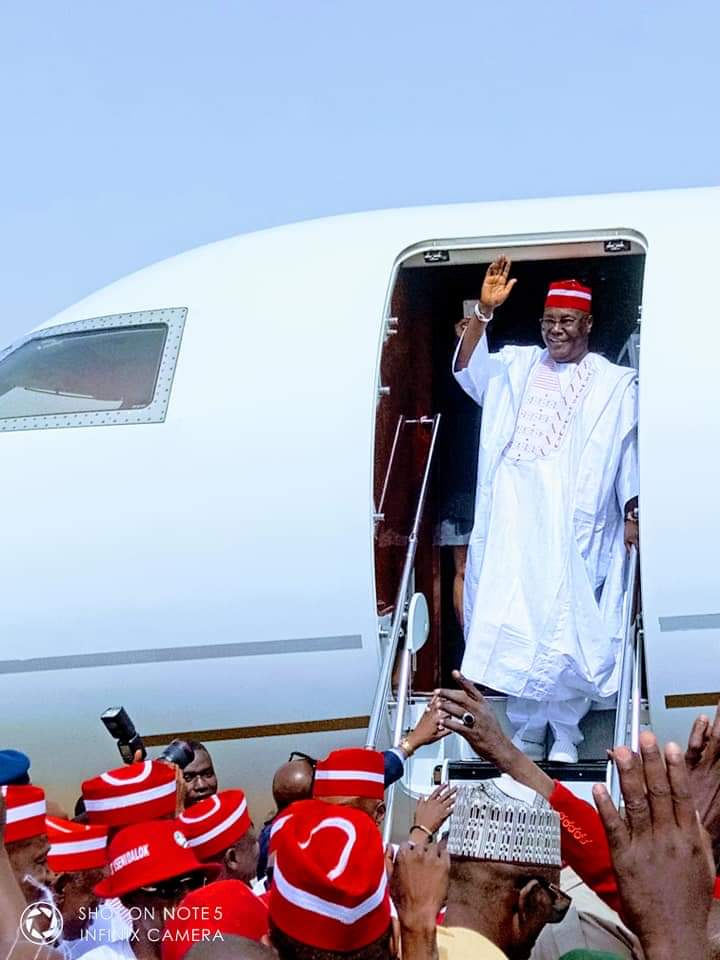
[373,232,646,729]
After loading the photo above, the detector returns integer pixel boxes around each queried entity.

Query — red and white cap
[81,760,177,827]
[269,799,390,951]
[46,816,109,873]
[161,880,269,960]
[2,785,47,843]
[545,280,592,312]
[177,790,252,861]
[94,820,218,899]
[313,748,385,801]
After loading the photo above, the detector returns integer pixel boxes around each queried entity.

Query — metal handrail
[376,415,406,522]
[608,545,639,806]
[366,415,441,755]
[630,623,644,753]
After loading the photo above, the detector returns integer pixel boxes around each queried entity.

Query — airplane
[1,185,718,830]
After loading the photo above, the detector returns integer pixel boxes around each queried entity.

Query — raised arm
[436,672,623,913]
[454,255,517,371]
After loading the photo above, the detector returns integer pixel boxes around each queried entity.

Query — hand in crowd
[435,670,515,767]
[411,784,456,839]
[594,732,714,960]
[406,699,450,752]
[391,841,448,960]
[139,745,189,813]
[686,701,720,862]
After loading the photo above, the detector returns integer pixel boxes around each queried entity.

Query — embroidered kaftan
[454,334,637,703]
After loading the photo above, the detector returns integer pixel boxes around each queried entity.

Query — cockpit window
[0,307,186,432]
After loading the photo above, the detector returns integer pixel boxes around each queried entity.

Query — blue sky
[1,1,718,343]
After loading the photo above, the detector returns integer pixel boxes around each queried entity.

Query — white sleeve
[452,331,510,406]
[615,378,639,513]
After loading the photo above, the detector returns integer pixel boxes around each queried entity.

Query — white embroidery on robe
[503,355,595,461]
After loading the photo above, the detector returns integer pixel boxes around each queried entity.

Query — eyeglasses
[137,873,206,899]
[288,751,317,768]
[539,316,579,329]
[531,878,572,924]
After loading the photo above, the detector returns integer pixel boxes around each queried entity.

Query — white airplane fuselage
[2,187,719,816]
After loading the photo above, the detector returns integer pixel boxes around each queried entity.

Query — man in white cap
[454,257,638,762]
[440,778,568,959]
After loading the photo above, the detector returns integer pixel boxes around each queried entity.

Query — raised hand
[479,255,517,315]
[436,671,514,767]
[411,784,457,839]
[685,701,720,861]
[593,732,713,959]
[391,841,448,958]
[437,671,556,799]
[406,698,450,752]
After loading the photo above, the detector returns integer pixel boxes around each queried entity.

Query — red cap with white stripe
[313,748,385,801]
[2,785,47,843]
[162,880,269,960]
[93,820,218,899]
[177,790,252,861]
[47,816,109,873]
[545,280,592,312]
[81,760,177,827]
[269,799,390,951]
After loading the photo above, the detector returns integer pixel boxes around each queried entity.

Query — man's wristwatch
[474,303,493,323]
[399,736,415,758]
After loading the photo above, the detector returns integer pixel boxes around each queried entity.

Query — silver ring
[461,711,475,728]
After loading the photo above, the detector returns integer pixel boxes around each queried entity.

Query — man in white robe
[454,256,639,763]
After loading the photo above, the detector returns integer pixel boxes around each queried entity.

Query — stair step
[439,758,609,784]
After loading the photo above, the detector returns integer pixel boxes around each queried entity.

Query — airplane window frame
[0,307,187,433]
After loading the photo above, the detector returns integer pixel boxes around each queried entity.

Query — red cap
[162,880,269,960]
[177,790,252,862]
[47,816,109,873]
[94,820,218,899]
[269,799,390,951]
[313,749,385,801]
[82,761,177,827]
[545,280,592,313]
[2,785,46,843]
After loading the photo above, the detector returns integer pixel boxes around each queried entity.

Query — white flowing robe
[454,334,638,703]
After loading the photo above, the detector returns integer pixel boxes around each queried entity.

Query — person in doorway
[454,257,639,762]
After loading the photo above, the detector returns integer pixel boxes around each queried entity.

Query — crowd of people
[3,676,720,960]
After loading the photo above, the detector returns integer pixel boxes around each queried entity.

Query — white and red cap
[81,760,177,827]
[313,748,385,801]
[46,816,109,873]
[162,880,269,960]
[94,820,219,899]
[2,785,47,843]
[545,280,592,313]
[177,790,252,861]
[269,799,390,952]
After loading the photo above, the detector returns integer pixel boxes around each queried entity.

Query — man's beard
[22,874,72,958]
